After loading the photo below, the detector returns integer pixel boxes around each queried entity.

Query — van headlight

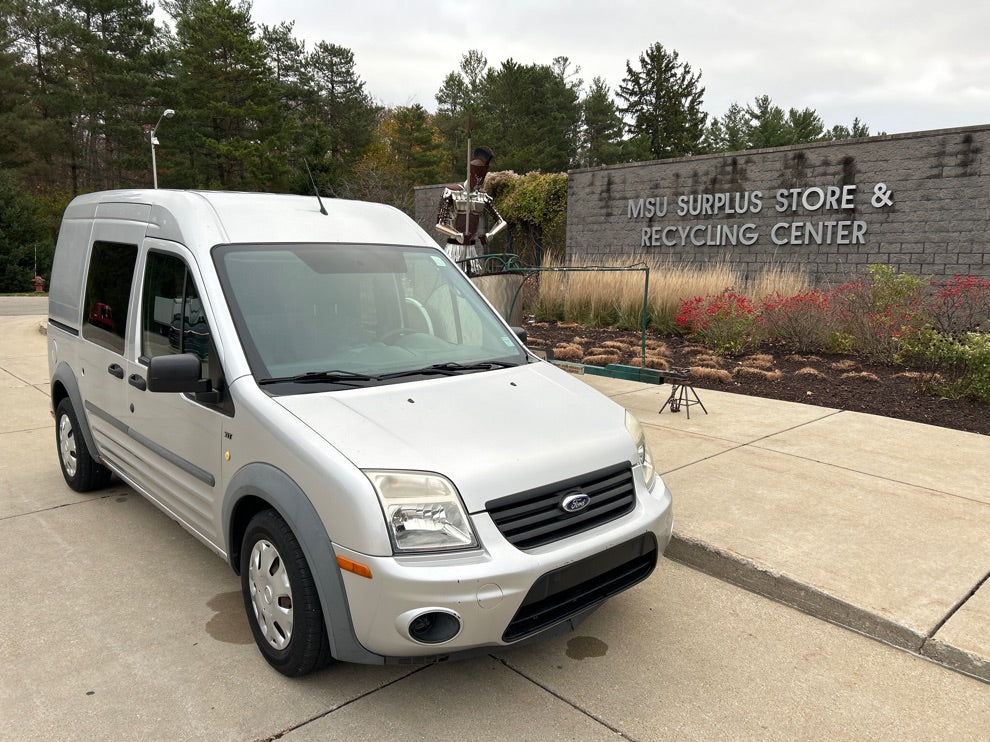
[625,411,657,491]
[365,470,479,553]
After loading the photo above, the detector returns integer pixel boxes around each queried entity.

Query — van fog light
[402,609,462,644]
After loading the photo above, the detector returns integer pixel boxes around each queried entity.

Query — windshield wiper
[258,369,379,386]
[378,361,518,380]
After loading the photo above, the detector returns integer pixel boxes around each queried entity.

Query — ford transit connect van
[47,190,673,676]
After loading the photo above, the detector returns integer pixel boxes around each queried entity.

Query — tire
[55,398,112,492]
[240,509,333,676]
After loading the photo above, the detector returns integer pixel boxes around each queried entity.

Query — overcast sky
[217,0,988,136]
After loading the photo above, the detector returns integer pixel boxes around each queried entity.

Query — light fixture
[150,108,175,189]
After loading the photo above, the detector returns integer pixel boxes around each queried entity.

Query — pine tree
[473,59,580,173]
[704,102,751,153]
[617,42,707,159]
[305,41,378,192]
[165,0,282,189]
[0,5,39,171]
[434,50,486,181]
[580,77,624,166]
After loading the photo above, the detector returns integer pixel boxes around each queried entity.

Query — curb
[921,637,990,684]
[665,533,989,684]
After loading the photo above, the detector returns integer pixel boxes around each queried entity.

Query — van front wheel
[55,398,112,492]
[240,509,332,676]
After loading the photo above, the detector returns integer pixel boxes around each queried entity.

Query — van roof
[62,189,439,249]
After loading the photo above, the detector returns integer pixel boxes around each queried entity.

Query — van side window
[82,241,138,355]
[141,252,212,371]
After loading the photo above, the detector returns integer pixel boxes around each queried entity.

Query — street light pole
[150,108,175,188]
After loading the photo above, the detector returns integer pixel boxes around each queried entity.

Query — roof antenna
[304,159,328,216]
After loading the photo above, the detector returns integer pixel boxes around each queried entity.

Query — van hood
[273,363,636,511]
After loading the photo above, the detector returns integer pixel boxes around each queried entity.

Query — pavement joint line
[746,442,990,507]
[923,566,990,642]
[254,665,426,741]
[493,655,638,741]
[0,491,124,523]
[0,424,53,435]
[653,408,847,476]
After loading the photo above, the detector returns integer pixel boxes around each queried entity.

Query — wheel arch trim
[222,462,384,665]
[50,361,101,459]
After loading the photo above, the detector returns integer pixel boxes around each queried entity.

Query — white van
[47,190,673,676]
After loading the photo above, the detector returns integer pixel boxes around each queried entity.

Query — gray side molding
[50,361,101,459]
[222,463,384,665]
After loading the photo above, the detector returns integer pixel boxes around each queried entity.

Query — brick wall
[565,125,990,285]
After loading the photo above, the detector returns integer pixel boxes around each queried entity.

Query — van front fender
[222,462,383,665]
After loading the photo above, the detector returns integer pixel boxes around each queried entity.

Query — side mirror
[148,353,211,394]
[512,326,528,344]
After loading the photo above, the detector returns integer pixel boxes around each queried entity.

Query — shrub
[829,266,927,361]
[675,289,759,354]
[899,330,990,402]
[927,274,990,337]
[758,289,835,352]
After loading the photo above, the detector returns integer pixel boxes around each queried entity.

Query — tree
[434,50,487,180]
[388,104,446,186]
[704,102,751,153]
[828,117,875,140]
[0,4,39,171]
[745,95,788,149]
[305,41,378,193]
[63,0,164,190]
[348,104,446,211]
[617,42,707,159]
[0,169,51,291]
[579,76,624,166]
[786,106,826,144]
[5,0,164,193]
[164,0,283,189]
[472,59,581,173]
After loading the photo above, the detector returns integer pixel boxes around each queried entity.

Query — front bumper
[333,479,673,659]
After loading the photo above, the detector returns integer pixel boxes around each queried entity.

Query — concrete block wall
[413,185,447,246]
[565,125,990,285]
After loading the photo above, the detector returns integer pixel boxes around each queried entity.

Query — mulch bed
[523,322,989,436]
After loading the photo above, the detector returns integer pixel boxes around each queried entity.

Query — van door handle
[108,363,124,379]
[128,374,147,391]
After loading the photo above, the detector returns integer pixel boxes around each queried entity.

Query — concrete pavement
[1,305,988,740]
[581,374,990,684]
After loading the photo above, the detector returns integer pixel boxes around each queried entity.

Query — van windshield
[214,243,529,390]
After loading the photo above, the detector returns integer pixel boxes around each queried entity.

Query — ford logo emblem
[560,492,591,513]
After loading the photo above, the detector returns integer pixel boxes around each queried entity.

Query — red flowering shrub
[927,274,990,337]
[675,289,759,354]
[829,267,927,361]
[672,266,990,369]
[758,289,835,352]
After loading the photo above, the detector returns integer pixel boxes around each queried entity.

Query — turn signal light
[336,555,373,579]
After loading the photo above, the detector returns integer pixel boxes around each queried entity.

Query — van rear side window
[82,241,138,355]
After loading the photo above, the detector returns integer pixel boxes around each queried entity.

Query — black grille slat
[500,497,636,545]
[486,463,636,549]
[502,533,658,642]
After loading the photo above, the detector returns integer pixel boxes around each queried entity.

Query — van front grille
[486,463,636,550]
[502,533,658,642]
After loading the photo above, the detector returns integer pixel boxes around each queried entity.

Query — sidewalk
[581,372,990,683]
